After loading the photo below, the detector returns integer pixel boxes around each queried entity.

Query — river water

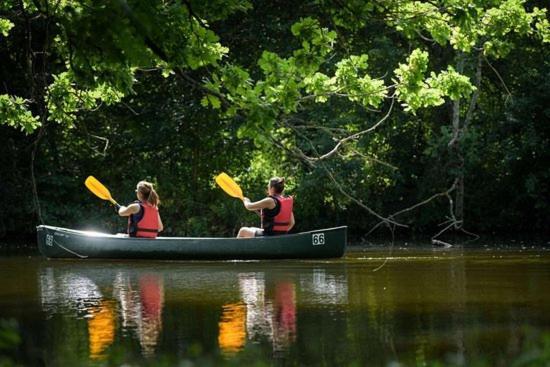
[0,245,549,366]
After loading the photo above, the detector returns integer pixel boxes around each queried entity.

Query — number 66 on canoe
[85,176,121,210]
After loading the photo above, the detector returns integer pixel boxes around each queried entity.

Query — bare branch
[273,116,405,227]
[301,96,395,161]
[89,134,110,156]
[483,54,512,104]
[121,101,140,116]
[343,148,399,170]
[322,164,407,227]
[390,178,458,218]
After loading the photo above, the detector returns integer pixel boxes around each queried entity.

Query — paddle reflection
[39,263,348,361]
[87,300,115,359]
[218,302,247,355]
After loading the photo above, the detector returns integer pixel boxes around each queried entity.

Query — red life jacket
[262,195,293,234]
[128,201,159,238]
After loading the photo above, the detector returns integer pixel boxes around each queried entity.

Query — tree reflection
[38,264,350,363]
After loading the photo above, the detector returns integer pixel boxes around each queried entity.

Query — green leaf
[0,18,14,37]
[0,94,40,133]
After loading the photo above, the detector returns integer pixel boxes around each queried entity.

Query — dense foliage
[0,0,548,240]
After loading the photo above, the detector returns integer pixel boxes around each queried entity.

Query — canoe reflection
[39,263,348,360]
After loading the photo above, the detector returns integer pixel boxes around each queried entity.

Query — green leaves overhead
[0,18,14,37]
[428,66,476,101]
[209,15,481,135]
[394,50,475,112]
[0,95,40,133]
[387,0,549,57]
[0,0,547,136]
[46,72,125,125]
[391,2,453,46]
[290,17,337,74]
[0,0,249,132]
[334,55,387,108]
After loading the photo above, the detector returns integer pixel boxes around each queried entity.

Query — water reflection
[218,302,246,355]
[23,249,550,366]
[219,273,298,355]
[40,267,165,359]
[113,272,164,357]
[39,268,103,315]
[222,273,297,355]
[87,300,115,359]
[303,268,348,305]
[38,262,350,362]
[219,269,345,356]
[272,281,296,353]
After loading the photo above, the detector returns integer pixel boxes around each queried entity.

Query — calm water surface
[0,245,549,366]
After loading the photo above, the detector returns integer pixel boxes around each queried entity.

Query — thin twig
[304,96,395,161]
[483,54,512,104]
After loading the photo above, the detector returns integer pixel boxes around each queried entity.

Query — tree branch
[483,54,512,103]
[290,96,395,162]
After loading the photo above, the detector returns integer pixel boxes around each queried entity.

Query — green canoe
[36,225,347,260]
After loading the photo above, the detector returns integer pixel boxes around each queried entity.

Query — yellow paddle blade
[215,172,244,200]
[85,176,118,205]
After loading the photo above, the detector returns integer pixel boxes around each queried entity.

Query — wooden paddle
[85,176,121,209]
[215,172,244,200]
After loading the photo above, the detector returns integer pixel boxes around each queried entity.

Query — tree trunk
[450,54,465,228]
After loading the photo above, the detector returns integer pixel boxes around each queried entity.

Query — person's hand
[115,203,122,213]
[242,197,250,203]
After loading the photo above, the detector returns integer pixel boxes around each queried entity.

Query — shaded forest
[1,0,548,242]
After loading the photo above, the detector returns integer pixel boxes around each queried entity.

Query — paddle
[85,176,121,209]
[216,172,264,218]
[215,172,244,200]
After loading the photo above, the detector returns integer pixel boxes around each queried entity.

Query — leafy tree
[0,0,548,240]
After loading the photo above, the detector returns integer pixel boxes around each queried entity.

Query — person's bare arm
[242,197,276,211]
[118,203,140,217]
[288,212,295,231]
[157,213,164,232]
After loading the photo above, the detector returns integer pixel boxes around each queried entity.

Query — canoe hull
[36,225,347,260]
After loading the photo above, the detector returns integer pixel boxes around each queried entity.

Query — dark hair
[137,180,160,207]
[269,177,285,194]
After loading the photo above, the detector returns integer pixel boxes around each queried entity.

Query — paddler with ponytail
[118,181,164,238]
[237,177,295,238]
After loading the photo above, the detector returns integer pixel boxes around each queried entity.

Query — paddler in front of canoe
[117,180,164,238]
[237,177,295,238]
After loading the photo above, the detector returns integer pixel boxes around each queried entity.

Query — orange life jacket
[261,195,293,235]
[128,201,159,238]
